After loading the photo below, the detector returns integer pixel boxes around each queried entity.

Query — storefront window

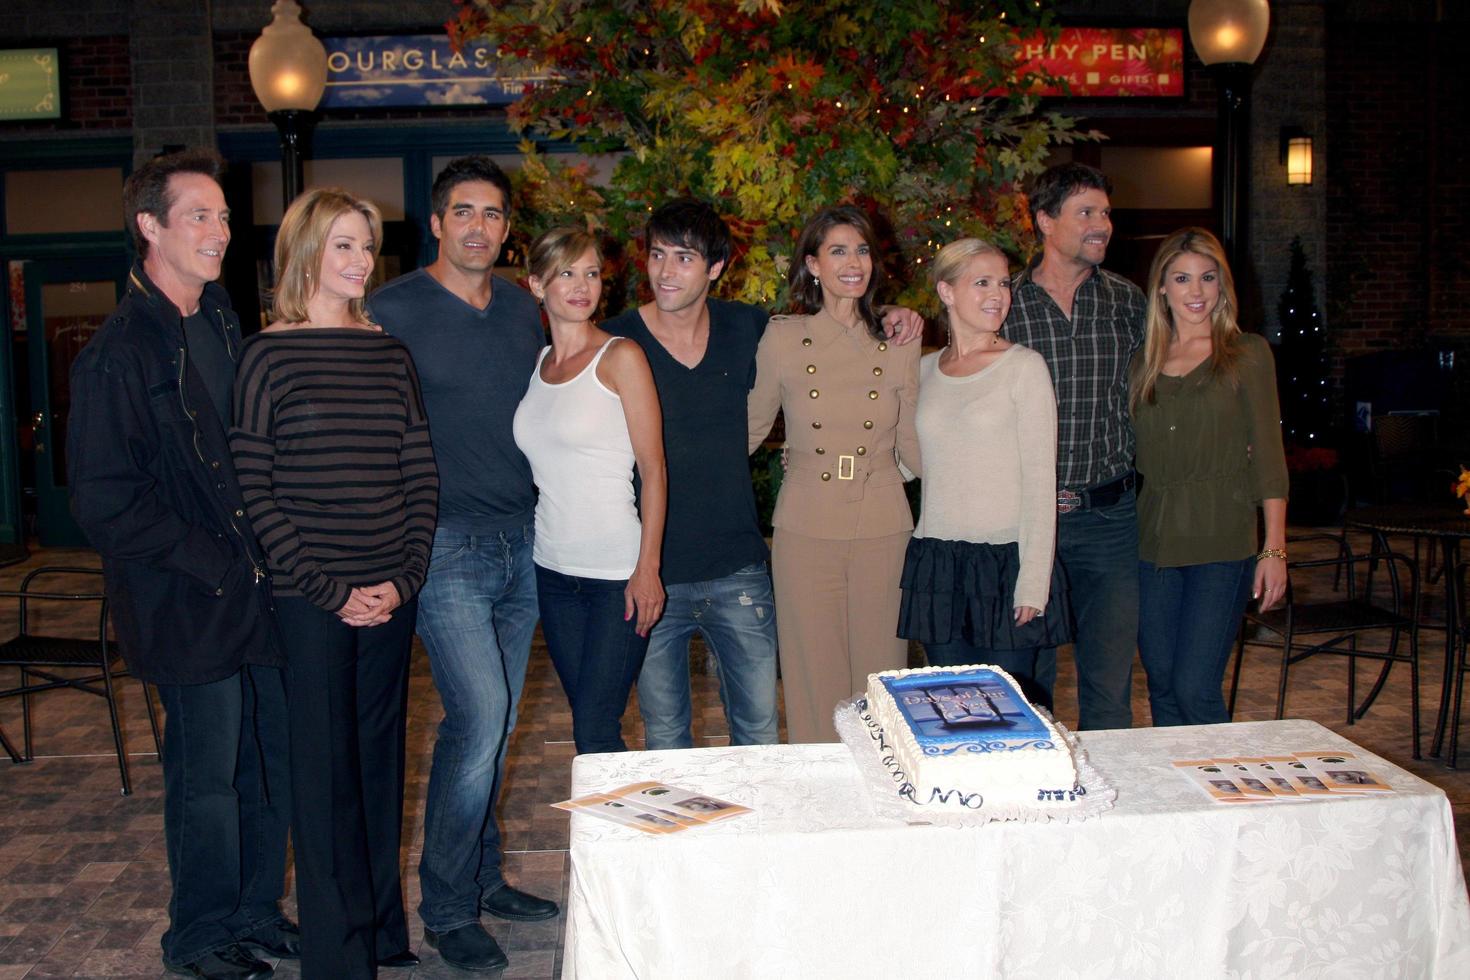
[5,168,124,234]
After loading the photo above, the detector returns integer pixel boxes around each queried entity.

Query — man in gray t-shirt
[369,156,555,974]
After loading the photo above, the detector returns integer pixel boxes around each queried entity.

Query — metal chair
[1368,413,1442,504]
[0,566,161,795]
[1228,532,1349,714]
[1447,561,1470,768]
[1229,535,1421,758]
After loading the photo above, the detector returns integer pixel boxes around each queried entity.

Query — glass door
[21,257,127,546]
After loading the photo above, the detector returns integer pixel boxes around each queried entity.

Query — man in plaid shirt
[1005,162,1145,730]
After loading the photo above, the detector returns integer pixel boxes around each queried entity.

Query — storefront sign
[322,35,552,109]
[0,48,61,121]
[1017,28,1184,97]
[319,28,1181,110]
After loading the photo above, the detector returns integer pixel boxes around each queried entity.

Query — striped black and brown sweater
[229,327,438,612]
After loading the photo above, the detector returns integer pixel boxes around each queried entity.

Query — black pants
[277,595,417,979]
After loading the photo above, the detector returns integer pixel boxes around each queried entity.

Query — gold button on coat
[821,472,831,481]
[745,309,922,553]
[815,447,825,454]
[856,446,867,456]
[878,342,888,351]
[806,364,816,374]
[802,337,812,347]
[809,389,819,399]
[872,367,883,376]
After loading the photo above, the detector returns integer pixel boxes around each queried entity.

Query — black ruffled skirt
[897,537,1074,651]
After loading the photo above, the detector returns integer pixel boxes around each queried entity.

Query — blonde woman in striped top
[230,188,437,977]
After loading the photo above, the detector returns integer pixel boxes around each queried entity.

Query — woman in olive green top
[1131,227,1289,726]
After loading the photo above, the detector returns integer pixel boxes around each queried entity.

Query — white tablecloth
[562,719,1470,979]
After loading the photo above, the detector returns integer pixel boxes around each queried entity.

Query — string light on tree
[1276,237,1331,446]
[450,0,1092,309]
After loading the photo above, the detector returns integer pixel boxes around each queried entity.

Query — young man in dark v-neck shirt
[604,201,779,749]
[606,199,923,749]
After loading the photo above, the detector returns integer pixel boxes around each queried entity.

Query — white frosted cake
[861,664,1080,810]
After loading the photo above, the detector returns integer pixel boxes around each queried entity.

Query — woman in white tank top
[512,228,666,754]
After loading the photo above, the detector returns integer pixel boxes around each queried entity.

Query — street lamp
[1187,0,1270,272]
[248,0,328,211]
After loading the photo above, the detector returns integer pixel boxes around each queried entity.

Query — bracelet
[1257,548,1287,561]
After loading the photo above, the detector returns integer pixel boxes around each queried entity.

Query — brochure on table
[1173,751,1393,804]
[554,781,751,834]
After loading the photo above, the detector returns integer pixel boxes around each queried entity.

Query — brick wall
[5,36,132,134]
[128,0,215,162]
[212,33,263,128]
[1325,15,1469,378]
[1249,1,1327,345]
[1425,33,1470,346]
[67,37,134,129]
[0,0,130,40]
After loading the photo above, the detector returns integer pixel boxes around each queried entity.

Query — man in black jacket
[67,150,295,980]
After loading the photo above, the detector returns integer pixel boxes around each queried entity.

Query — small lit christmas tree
[1276,237,1331,447]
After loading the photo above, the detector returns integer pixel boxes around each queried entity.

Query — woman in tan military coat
[748,206,921,743]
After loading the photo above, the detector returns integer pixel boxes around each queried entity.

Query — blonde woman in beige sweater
[897,238,1072,708]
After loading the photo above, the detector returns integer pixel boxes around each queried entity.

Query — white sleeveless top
[512,336,641,579]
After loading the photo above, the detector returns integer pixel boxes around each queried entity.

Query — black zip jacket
[67,265,282,684]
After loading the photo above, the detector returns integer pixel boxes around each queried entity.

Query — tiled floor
[2,532,1468,978]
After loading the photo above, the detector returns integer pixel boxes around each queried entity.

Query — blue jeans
[1138,558,1255,726]
[924,640,1058,713]
[156,665,290,967]
[536,565,651,754]
[415,525,539,933]
[1051,489,1140,730]
[637,563,780,749]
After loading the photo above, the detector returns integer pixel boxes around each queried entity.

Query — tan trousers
[771,528,911,743]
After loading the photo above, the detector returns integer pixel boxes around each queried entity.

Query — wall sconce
[1281,127,1312,186]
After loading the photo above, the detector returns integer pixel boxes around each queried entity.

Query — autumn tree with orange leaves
[453,0,1091,310]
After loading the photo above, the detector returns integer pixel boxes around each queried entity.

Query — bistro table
[562,719,1470,979]
[1344,504,1470,760]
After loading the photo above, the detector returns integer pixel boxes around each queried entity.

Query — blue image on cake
[880,667,1055,751]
